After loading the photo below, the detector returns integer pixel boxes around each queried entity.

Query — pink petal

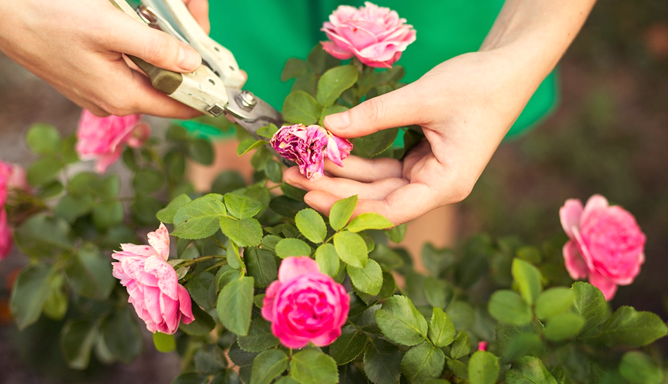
[119,243,159,258]
[581,195,609,225]
[94,147,123,174]
[178,285,195,324]
[311,328,342,347]
[147,223,170,261]
[563,240,588,280]
[321,41,354,60]
[160,293,179,333]
[572,227,597,272]
[278,257,321,282]
[560,199,583,239]
[588,271,618,301]
[262,281,282,322]
[143,286,164,325]
[144,256,179,300]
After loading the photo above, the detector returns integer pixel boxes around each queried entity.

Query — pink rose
[112,223,194,334]
[560,195,646,300]
[262,257,350,348]
[321,2,416,68]
[76,110,150,173]
[0,210,12,260]
[270,124,352,181]
[0,161,30,208]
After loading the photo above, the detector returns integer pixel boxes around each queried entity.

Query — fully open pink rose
[76,110,150,173]
[270,124,352,181]
[111,223,194,334]
[0,210,11,260]
[262,257,349,348]
[560,195,646,300]
[322,2,416,68]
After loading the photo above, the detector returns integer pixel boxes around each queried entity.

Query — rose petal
[144,256,179,300]
[588,271,618,301]
[562,240,588,280]
[560,199,584,239]
[278,257,321,282]
[581,194,609,225]
[147,223,170,261]
[178,284,195,324]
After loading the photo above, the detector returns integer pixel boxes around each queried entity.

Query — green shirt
[186,0,557,139]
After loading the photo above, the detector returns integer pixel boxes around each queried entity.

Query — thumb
[107,13,202,73]
[323,83,426,138]
[184,0,211,34]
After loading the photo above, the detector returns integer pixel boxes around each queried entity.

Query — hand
[0,0,210,118]
[283,49,544,225]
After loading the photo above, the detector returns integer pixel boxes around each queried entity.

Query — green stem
[211,236,227,250]
[180,255,226,268]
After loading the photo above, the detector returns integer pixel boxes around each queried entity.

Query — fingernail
[178,46,201,71]
[325,110,350,130]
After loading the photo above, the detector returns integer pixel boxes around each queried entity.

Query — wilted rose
[0,210,11,260]
[0,160,29,208]
[560,195,646,300]
[112,223,194,334]
[76,110,150,173]
[262,257,350,348]
[270,124,352,181]
[322,2,416,68]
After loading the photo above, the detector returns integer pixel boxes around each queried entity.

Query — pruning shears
[108,0,283,137]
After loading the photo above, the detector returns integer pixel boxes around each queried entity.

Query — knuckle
[451,183,474,203]
[142,33,175,64]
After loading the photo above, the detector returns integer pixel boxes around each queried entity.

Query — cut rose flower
[76,110,150,173]
[111,223,194,334]
[270,124,352,181]
[322,2,416,68]
[560,194,646,300]
[0,210,11,260]
[262,256,350,349]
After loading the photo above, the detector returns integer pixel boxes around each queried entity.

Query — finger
[323,156,402,182]
[283,167,407,200]
[101,11,202,73]
[125,69,201,118]
[183,0,211,34]
[323,83,428,139]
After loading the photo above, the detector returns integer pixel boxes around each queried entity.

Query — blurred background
[1,1,668,382]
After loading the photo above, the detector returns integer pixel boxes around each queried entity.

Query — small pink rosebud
[270,124,352,181]
[478,341,488,352]
[321,2,416,68]
[262,257,350,348]
[560,195,646,300]
[111,223,194,334]
[76,110,150,173]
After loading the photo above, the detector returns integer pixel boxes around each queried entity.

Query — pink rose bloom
[478,341,488,352]
[0,210,12,260]
[0,161,30,208]
[560,195,646,300]
[270,124,352,181]
[112,223,194,334]
[262,257,350,348]
[321,2,416,68]
[76,110,150,173]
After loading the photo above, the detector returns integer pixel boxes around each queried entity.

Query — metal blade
[224,88,284,137]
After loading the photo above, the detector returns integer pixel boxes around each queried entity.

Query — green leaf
[401,342,445,384]
[153,332,176,353]
[334,231,368,268]
[186,271,216,309]
[173,196,227,239]
[449,331,471,359]
[281,183,307,201]
[37,180,64,199]
[345,213,394,232]
[307,44,339,74]
[501,333,543,362]
[447,359,468,380]
[265,161,283,183]
[55,194,94,223]
[65,243,115,300]
[468,351,499,384]
[354,128,398,158]
[212,171,246,195]
[387,223,407,243]
[511,258,542,305]
[428,308,456,348]
[315,244,340,277]
[270,195,307,217]
[275,238,311,258]
[364,339,404,384]
[180,303,215,336]
[424,277,451,309]
[329,325,367,365]
[172,373,209,384]
[445,301,475,331]
[225,193,263,219]
[101,306,143,362]
[619,351,664,384]
[295,209,327,243]
[27,157,63,186]
[348,259,383,295]
[569,282,609,335]
[535,288,574,320]
[246,248,278,288]
[544,313,584,341]
[488,290,532,326]
[228,342,259,367]
[329,195,358,230]
[237,139,268,156]
[505,356,557,384]
[281,58,308,81]
[282,90,322,125]
[257,124,279,139]
[219,217,263,247]
[357,271,396,305]
[319,105,349,125]
[133,168,164,194]
[43,274,68,320]
[250,350,289,384]
[164,149,186,181]
[195,345,226,375]
[188,138,215,165]
[27,123,61,155]
[260,235,282,252]
[133,197,164,226]
[589,306,668,347]
[60,319,99,370]
[238,318,279,352]
[10,264,52,329]
[217,276,254,336]
[290,349,338,384]
[376,295,428,346]
[157,194,192,224]
[316,65,359,107]
[92,201,124,229]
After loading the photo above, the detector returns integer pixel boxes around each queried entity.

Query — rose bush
[2,3,667,384]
